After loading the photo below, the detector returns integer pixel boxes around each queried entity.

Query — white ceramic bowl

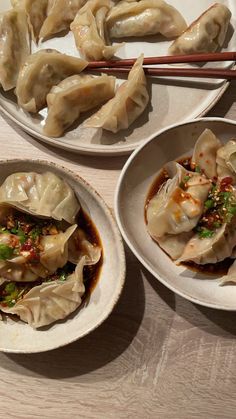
[115,117,236,310]
[0,160,126,353]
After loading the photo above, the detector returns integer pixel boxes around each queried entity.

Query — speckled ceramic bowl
[115,117,236,310]
[0,160,126,353]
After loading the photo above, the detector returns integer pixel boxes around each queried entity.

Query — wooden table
[0,82,236,419]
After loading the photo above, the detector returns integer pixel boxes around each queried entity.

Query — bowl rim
[0,159,126,353]
[114,116,236,311]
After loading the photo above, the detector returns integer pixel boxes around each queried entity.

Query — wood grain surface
[0,82,236,419]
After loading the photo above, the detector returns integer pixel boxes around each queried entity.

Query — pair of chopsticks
[87,52,236,80]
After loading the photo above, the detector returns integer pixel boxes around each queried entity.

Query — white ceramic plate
[115,117,236,310]
[0,0,235,156]
[0,160,126,353]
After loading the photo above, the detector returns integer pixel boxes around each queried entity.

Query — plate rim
[0,158,126,353]
[0,81,229,156]
[114,116,236,311]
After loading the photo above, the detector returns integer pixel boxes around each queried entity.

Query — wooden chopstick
[89,67,236,80]
[87,52,236,68]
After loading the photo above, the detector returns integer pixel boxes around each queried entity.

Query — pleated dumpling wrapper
[11,0,48,43]
[146,162,211,239]
[169,3,232,55]
[0,257,86,329]
[84,55,149,133]
[0,171,80,224]
[0,7,30,91]
[40,0,86,40]
[71,0,123,61]
[106,0,187,39]
[44,74,116,137]
[15,49,88,113]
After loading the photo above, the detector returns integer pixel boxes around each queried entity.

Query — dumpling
[40,224,77,273]
[216,140,236,182]
[11,0,48,42]
[39,0,86,40]
[71,0,123,61]
[44,74,116,137]
[15,49,88,113]
[0,172,80,224]
[191,129,221,180]
[0,257,86,328]
[0,8,30,91]
[220,260,236,285]
[106,0,187,39]
[68,227,102,265]
[169,3,231,55]
[84,55,149,133]
[177,221,236,265]
[146,162,211,239]
[155,231,193,260]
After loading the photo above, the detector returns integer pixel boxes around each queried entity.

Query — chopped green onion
[0,244,14,260]
[197,228,215,239]
[183,175,191,183]
[204,199,214,209]
[195,166,201,173]
[5,282,16,294]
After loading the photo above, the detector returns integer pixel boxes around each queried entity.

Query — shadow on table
[208,79,236,118]
[3,247,145,379]
[144,264,236,339]
[1,113,128,171]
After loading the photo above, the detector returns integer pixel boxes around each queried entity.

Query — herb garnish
[195,178,236,239]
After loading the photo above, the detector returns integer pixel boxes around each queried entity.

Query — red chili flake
[199,153,203,157]
[220,177,233,191]
[29,248,40,262]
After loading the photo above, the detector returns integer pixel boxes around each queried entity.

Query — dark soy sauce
[144,157,233,276]
[77,208,103,296]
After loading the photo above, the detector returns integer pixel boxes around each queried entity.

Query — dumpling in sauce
[15,49,88,113]
[44,74,116,137]
[0,8,30,91]
[40,0,86,40]
[84,55,149,133]
[68,227,102,265]
[191,129,221,180]
[169,3,232,55]
[146,162,211,239]
[11,0,48,43]
[106,0,187,39]
[177,220,236,265]
[216,140,236,183]
[220,260,236,285]
[0,257,86,328]
[155,231,193,260]
[71,0,123,61]
[0,171,80,224]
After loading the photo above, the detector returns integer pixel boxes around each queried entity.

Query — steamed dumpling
[146,163,211,239]
[177,220,236,265]
[155,231,193,260]
[68,227,102,265]
[216,140,236,182]
[191,129,221,180]
[169,3,231,55]
[220,260,236,285]
[40,224,77,273]
[71,0,123,61]
[106,0,187,39]
[11,0,48,42]
[0,257,86,328]
[15,49,88,113]
[40,0,86,40]
[0,172,80,224]
[84,55,149,133]
[0,8,30,91]
[44,74,116,137]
